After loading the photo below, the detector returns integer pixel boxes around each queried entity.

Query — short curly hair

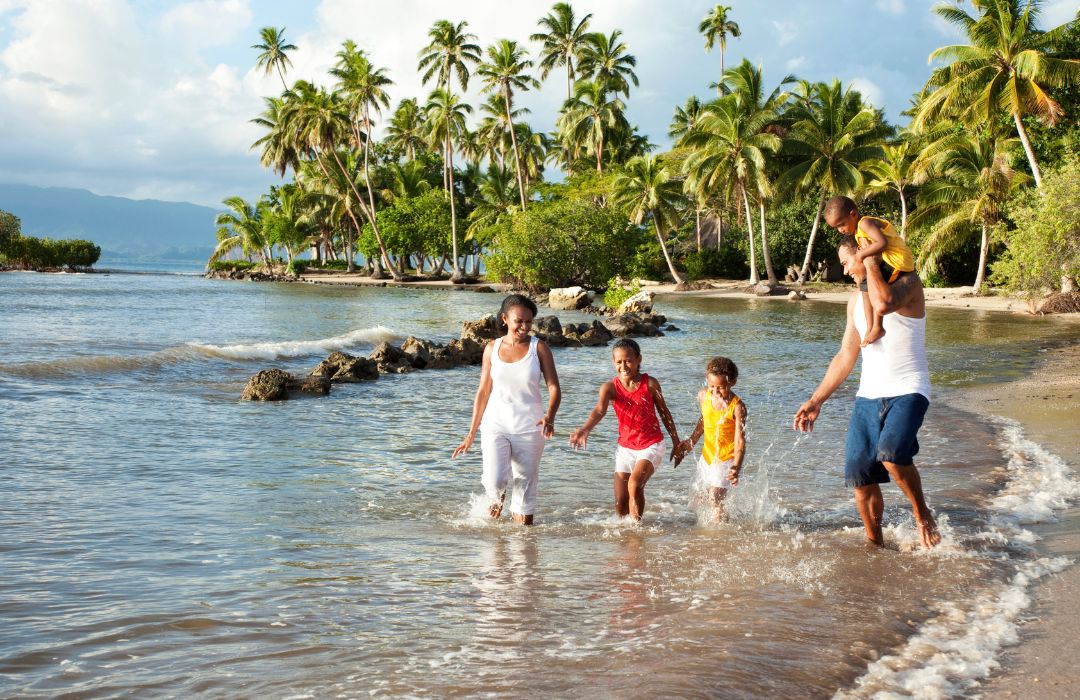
[706,356,738,381]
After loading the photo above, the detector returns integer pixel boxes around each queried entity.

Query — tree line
[212,0,1079,296]
[0,210,101,270]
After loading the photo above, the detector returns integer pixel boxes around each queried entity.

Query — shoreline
[944,342,1080,697]
[289,271,1070,315]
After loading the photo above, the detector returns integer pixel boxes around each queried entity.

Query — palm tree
[558,79,627,174]
[475,94,529,166]
[380,161,434,205]
[210,196,270,266]
[669,95,704,143]
[778,80,884,284]
[916,0,1080,189]
[910,130,1027,292]
[386,98,427,160]
[478,39,540,211]
[332,42,393,274]
[252,26,297,91]
[417,19,481,93]
[284,81,394,276]
[612,155,686,284]
[699,5,741,94]
[467,163,519,240]
[864,140,920,238]
[531,2,593,100]
[578,30,639,98]
[250,95,300,177]
[425,88,473,281]
[513,123,552,189]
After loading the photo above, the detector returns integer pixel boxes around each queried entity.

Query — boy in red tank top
[569,339,684,521]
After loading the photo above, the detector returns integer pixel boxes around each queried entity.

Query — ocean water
[1,271,1077,698]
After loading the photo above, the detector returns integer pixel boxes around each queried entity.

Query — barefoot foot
[861,326,886,347]
[916,515,941,549]
[488,492,506,519]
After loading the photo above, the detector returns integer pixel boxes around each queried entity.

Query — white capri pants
[481,430,546,516]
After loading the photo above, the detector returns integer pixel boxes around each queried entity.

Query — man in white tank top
[793,239,941,550]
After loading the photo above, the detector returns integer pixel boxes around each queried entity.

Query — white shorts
[614,440,666,474]
[481,430,545,516]
[698,456,735,489]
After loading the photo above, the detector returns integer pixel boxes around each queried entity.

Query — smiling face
[838,245,865,281]
[706,371,735,402]
[501,305,534,342]
[612,346,641,382]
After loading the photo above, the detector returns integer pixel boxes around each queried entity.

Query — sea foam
[187,325,399,361]
[838,417,1079,699]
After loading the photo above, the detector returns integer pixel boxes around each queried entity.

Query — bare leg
[709,487,728,521]
[628,460,656,521]
[853,484,885,546]
[861,290,886,346]
[614,473,630,518]
[882,461,940,549]
[488,491,506,519]
[511,512,534,526]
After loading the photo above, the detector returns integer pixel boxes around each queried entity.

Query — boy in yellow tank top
[673,357,747,520]
[824,196,914,347]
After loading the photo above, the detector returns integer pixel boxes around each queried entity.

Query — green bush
[485,198,639,289]
[359,190,453,261]
[681,245,750,280]
[0,233,100,269]
[991,157,1080,294]
[286,259,306,276]
[603,277,641,309]
[207,260,257,272]
[0,209,19,248]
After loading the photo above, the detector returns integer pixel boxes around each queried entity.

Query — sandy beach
[949,342,1080,698]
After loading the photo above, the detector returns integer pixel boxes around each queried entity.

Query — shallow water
[1,272,1077,698]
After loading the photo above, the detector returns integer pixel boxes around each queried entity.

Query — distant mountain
[0,183,220,261]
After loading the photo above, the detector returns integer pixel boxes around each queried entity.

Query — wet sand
[951,342,1080,698]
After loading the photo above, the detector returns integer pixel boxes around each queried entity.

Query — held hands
[568,426,589,450]
[671,438,693,468]
[537,417,555,439]
[452,432,475,458]
[792,400,821,433]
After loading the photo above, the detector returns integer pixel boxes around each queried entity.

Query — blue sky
[0,0,1075,207]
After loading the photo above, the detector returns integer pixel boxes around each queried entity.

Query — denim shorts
[844,393,929,487]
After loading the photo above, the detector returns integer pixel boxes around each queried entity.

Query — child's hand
[726,463,741,487]
[452,433,475,458]
[569,427,589,450]
[671,439,692,468]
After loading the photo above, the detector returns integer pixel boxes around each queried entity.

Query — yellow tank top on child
[854,216,914,276]
[700,393,741,465]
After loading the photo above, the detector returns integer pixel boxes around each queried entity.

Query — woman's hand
[537,417,555,439]
[452,432,476,458]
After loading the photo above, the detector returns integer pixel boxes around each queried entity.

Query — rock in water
[752,281,774,297]
[241,369,292,401]
[788,290,807,301]
[310,351,379,382]
[460,315,501,343]
[617,290,655,314]
[548,286,589,310]
[534,315,563,335]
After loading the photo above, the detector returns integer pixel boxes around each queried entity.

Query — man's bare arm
[865,257,925,317]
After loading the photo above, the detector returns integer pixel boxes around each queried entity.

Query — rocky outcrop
[752,281,776,297]
[241,310,674,399]
[616,290,655,315]
[548,286,591,310]
[241,369,331,401]
[310,351,379,382]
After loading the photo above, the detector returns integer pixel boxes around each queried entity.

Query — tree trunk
[718,49,724,97]
[325,149,394,278]
[1013,111,1043,189]
[899,188,908,241]
[759,199,777,285]
[717,205,724,250]
[566,61,573,102]
[653,216,685,284]
[741,187,759,285]
[695,208,702,252]
[973,222,989,294]
[504,85,528,211]
[446,135,462,281]
[596,132,604,175]
[797,188,829,286]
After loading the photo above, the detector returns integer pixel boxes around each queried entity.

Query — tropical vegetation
[216,1,1079,296]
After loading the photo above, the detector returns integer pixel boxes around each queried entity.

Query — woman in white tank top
[453,295,561,525]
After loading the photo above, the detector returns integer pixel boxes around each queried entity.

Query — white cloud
[848,77,884,108]
[771,20,798,46]
[785,56,806,71]
[160,0,252,49]
[875,0,905,16]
